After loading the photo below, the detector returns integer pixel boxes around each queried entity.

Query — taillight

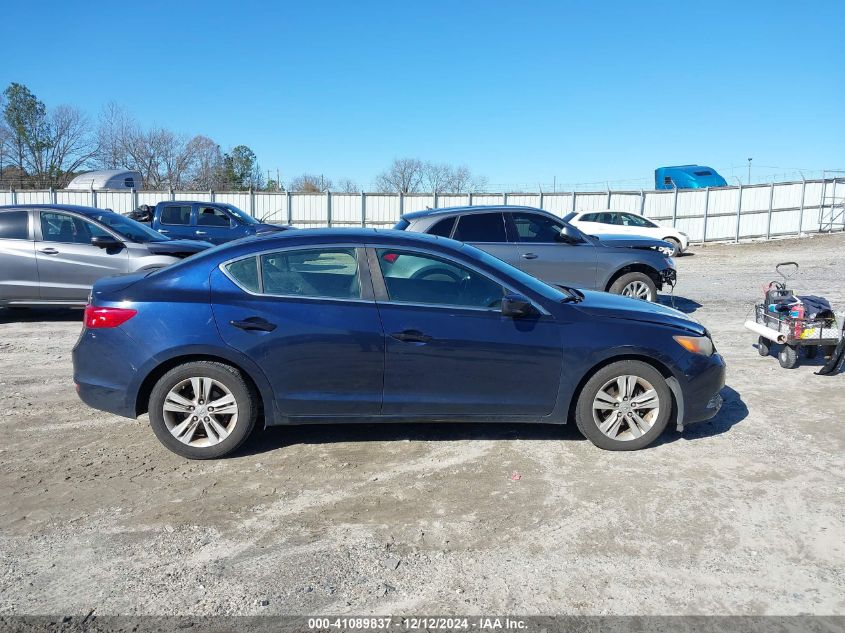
[382,252,399,264]
[84,305,137,329]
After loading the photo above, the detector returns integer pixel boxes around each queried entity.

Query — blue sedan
[72,229,726,458]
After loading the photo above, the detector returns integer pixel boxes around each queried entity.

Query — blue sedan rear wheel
[148,361,257,459]
[575,360,672,450]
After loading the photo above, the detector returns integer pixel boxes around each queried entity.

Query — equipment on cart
[743,262,842,371]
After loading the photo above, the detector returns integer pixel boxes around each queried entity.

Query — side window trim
[219,245,374,303]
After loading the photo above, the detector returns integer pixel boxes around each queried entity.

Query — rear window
[452,213,506,242]
[0,211,29,240]
[160,205,192,225]
[427,217,456,238]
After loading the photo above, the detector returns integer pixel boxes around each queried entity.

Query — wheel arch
[604,263,662,292]
[135,353,273,425]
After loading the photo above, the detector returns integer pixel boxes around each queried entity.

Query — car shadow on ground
[0,307,82,323]
[237,418,585,457]
[658,294,703,314]
[236,385,747,457]
[655,385,748,446]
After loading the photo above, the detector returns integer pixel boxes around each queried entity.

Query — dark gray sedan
[0,204,211,307]
[395,205,676,301]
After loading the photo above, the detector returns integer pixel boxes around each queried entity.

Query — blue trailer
[655,165,727,190]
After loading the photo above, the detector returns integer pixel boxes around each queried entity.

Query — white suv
[565,211,689,256]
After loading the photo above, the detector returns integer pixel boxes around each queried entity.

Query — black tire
[148,361,257,459]
[609,272,657,302]
[757,336,771,357]
[804,346,818,359]
[663,237,682,257]
[575,360,672,451]
[778,345,799,369]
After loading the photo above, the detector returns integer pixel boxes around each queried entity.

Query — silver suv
[394,206,676,301]
[0,205,211,308]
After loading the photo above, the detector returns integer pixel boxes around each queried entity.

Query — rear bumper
[72,327,144,418]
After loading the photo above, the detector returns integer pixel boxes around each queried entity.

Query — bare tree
[186,135,223,189]
[289,173,332,193]
[95,102,134,170]
[336,178,359,193]
[447,165,488,193]
[44,105,97,185]
[421,162,453,194]
[375,158,423,193]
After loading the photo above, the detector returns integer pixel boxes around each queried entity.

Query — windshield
[461,243,573,303]
[90,212,169,243]
[223,204,260,225]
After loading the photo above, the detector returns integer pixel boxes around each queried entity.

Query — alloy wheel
[162,377,239,447]
[621,280,653,301]
[591,374,660,441]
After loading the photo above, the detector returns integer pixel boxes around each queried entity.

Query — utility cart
[744,262,842,369]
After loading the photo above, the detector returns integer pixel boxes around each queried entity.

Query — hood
[254,223,292,234]
[589,233,671,250]
[571,289,705,335]
[147,239,213,258]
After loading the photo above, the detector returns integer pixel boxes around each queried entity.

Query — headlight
[673,335,713,356]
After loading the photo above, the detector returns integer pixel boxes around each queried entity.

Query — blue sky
[2,0,842,190]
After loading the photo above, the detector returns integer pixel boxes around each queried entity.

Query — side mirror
[91,235,123,249]
[501,293,534,318]
[559,225,584,244]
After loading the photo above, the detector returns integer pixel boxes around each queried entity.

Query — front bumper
[677,352,727,429]
[659,268,677,289]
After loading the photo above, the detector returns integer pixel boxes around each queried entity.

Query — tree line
[0,82,486,193]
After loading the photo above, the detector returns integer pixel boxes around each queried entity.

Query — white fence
[2,178,843,243]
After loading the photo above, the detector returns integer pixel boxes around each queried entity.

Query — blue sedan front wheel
[575,360,672,450]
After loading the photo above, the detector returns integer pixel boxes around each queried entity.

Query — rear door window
[0,211,29,240]
[452,213,506,242]
[261,248,360,299]
[160,205,192,225]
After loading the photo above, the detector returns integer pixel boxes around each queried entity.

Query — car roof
[401,204,554,222]
[0,204,117,216]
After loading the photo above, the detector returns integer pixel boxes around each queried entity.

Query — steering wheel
[410,266,463,283]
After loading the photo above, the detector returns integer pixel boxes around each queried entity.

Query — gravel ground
[0,233,843,617]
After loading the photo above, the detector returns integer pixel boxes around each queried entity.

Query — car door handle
[38,248,59,255]
[158,229,169,234]
[390,329,432,343]
[230,317,277,332]
[521,252,538,259]
[195,231,207,235]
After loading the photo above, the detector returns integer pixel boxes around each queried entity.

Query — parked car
[394,206,676,302]
[73,228,725,459]
[565,210,689,256]
[130,201,290,244]
[655,165,727,190]
[0,204,212,308]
